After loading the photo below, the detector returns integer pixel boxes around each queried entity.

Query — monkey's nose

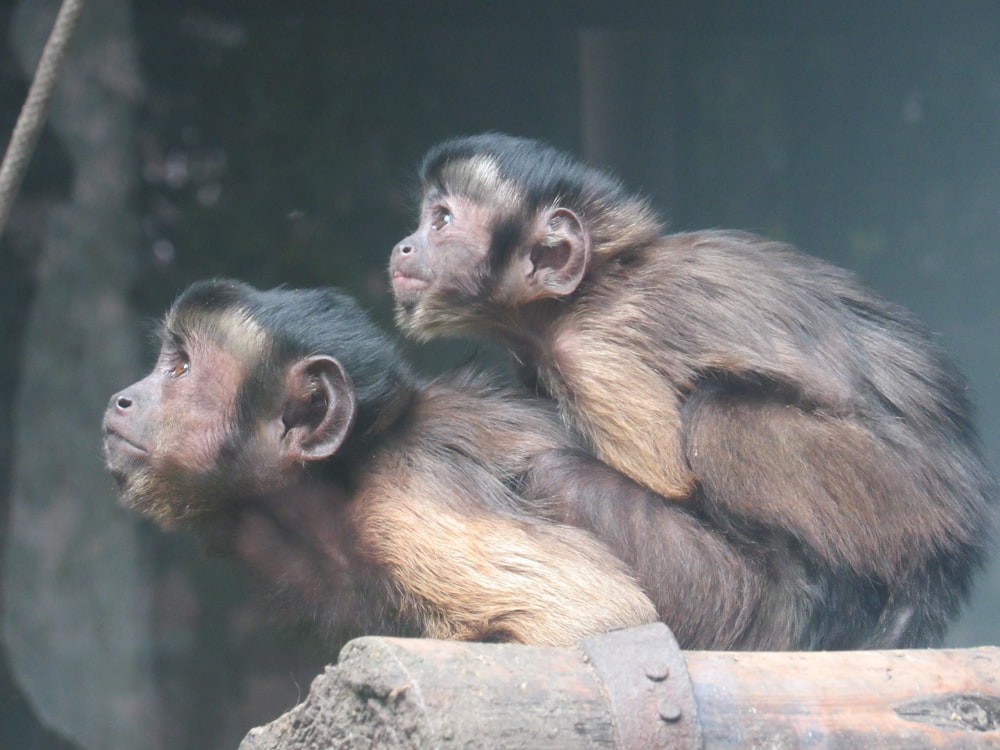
[395,242,414,257]
[112,393,133,410]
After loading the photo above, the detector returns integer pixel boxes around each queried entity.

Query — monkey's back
[586,229,986,468]
[558,229,996,645]
[350,367,659,645]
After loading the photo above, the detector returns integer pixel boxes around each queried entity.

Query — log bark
[240,623,1000,749]
[687,647,1000,748]
[241,635,618,750]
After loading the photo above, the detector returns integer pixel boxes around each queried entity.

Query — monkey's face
[390,192,501,340]
[102,333,258,529]
[390,173,592,345]
[104,301,357,532]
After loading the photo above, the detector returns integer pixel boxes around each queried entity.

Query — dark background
[1,2,998,748]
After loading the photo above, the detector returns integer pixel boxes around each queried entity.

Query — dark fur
[390,133,997,649]
[103,279,656,647]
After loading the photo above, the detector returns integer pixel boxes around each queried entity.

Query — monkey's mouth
[390,271,430,301]
[103,427,149,459]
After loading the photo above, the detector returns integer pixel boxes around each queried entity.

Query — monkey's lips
[390,270,431,302]
[103,426,149,460]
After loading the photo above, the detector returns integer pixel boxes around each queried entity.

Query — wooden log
[240,635,619,749]
[686,647,1000,748]
[240,624,1000,749]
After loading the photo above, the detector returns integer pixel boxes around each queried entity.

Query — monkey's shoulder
[639,230,896,306]
[593,229,924,341]
[636,230,841,284]
[378,366,573,479]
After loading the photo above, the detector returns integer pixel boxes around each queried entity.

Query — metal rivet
[644,660,671,681]
[658,699,682,723]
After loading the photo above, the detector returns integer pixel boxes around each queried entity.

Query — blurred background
[1,1,998,748]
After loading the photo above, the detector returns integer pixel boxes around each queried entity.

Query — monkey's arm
[354,454,657,647]
[546,329,697,501]
[520,448,771,650]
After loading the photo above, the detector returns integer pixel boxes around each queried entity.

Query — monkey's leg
[682,385,968,647]
[683,385,961,573]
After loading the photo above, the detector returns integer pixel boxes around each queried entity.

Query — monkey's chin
[103,436,154,489]
[391,290,427,314]
[116,494,181,531]
[114,485,172,527]
[109,468,200,532]
[393,302,474,345]
[390,272,430,304]
[392,302,422,335]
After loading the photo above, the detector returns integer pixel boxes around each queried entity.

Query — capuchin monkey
[389,132,997,649]
[103,279,657,647]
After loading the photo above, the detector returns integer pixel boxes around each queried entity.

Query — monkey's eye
[165,356,190,379]
[430,207,453,231]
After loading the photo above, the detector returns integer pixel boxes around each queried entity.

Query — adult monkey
[102,279,657,647]
[389,132,997,649]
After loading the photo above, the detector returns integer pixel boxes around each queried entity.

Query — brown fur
[352,371,657,645]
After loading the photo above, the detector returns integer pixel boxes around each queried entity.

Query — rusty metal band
[580,623,702,750]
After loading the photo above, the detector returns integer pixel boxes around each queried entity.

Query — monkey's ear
[280,355,357,462]
[522,207,592,298]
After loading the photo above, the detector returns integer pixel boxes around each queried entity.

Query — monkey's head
[390,133,661,341]
[103,280,411,530]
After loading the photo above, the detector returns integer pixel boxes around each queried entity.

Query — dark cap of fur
[170,279,414,442]
[420,133,663,256]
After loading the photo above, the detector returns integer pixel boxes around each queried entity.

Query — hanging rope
[0,0,87,239]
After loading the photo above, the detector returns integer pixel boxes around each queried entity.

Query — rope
[0,0,87,239]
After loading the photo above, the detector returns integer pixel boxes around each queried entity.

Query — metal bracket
[580,623,702,749]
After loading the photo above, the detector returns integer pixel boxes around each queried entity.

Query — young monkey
[389,132,997,649]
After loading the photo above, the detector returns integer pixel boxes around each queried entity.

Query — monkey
[102,279,661,647]
[389,132,997,649]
